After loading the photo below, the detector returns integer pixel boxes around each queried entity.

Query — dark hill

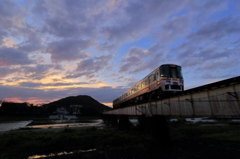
[43,95,112,115]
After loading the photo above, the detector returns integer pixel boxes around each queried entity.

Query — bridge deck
[104,76,240,118]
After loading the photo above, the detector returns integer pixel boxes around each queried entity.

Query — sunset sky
[0,0,240,107]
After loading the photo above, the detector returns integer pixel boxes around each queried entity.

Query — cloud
[35,0,190,52]
[38,0,104,38]
[120,14,194,72]
[0,47,32,66]
[21,64,52,79]
[100,0,189,45]
[190,0,228,20]
[0,30,7,46]
[96,42,117,52]
[164,14,240,71]
[47,38,92,62]
[0,67,18,78]
[0,0,24,30]
[173,45,231,68]
[19,81,89,88]
[64,55,113,79]
[64,72,95,79]
[18,31,43,53]
[52,64,64,71]
[75,55,112,73]
[202,57,240,70]
[188,16,240,42]
[159,14,191,42]
[119,46,149,73]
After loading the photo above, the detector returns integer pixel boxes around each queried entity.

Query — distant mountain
[43,95,112,115]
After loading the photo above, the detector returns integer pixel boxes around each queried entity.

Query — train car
[113,64,184,108]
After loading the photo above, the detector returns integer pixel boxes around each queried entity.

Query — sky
[0,0,240,107]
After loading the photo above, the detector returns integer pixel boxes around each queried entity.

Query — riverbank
[0,121,239,159]
[0,116,105,134]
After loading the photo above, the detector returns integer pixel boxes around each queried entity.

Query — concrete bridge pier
[138,115,171,143]
[102,114,109,126]
[118,115,131,130]
[109,115,118,127]
[102,115,118,127]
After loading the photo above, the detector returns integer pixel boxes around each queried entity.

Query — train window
[141,81,145,87]
[171,67,177,78]
[136,84,140,90]
[160,65,170,77]
[149,75,154,83]
[177,66,183,79]
[133,86,137,92]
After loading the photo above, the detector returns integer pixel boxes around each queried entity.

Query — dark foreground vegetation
[0,122,240,159]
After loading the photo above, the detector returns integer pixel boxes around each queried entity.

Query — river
[1,117,238,134]
[0,118,108,133]
[0,120,33,133]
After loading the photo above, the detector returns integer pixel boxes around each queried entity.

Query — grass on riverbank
[0,127,145,159]
[0,122,240,159]
[170,122,240,142]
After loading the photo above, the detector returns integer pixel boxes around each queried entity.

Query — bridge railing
[106,92,240,118]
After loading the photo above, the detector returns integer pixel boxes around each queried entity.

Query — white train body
[113,64,184,108]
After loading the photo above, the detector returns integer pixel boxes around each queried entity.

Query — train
[113,64,184,108]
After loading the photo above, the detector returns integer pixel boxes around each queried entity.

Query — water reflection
[0,119,106,133]
[28,149,96,159]
[25,119,105,130]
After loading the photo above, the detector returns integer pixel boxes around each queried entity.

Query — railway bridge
[103,76,240,142]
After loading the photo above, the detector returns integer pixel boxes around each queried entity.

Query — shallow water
[28,149,96,159]
[0,118,108,133]
[185,118,216,123]
[0,120,32,132]
[25,119,105,130]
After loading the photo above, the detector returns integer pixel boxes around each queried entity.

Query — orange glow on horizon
[3,97,25,103]
[102,103,112,107]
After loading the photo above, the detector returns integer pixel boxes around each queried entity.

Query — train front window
[177,66,183,79]
[161,65,183,79]
[160,65,169,77]
[171,67,177,78]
